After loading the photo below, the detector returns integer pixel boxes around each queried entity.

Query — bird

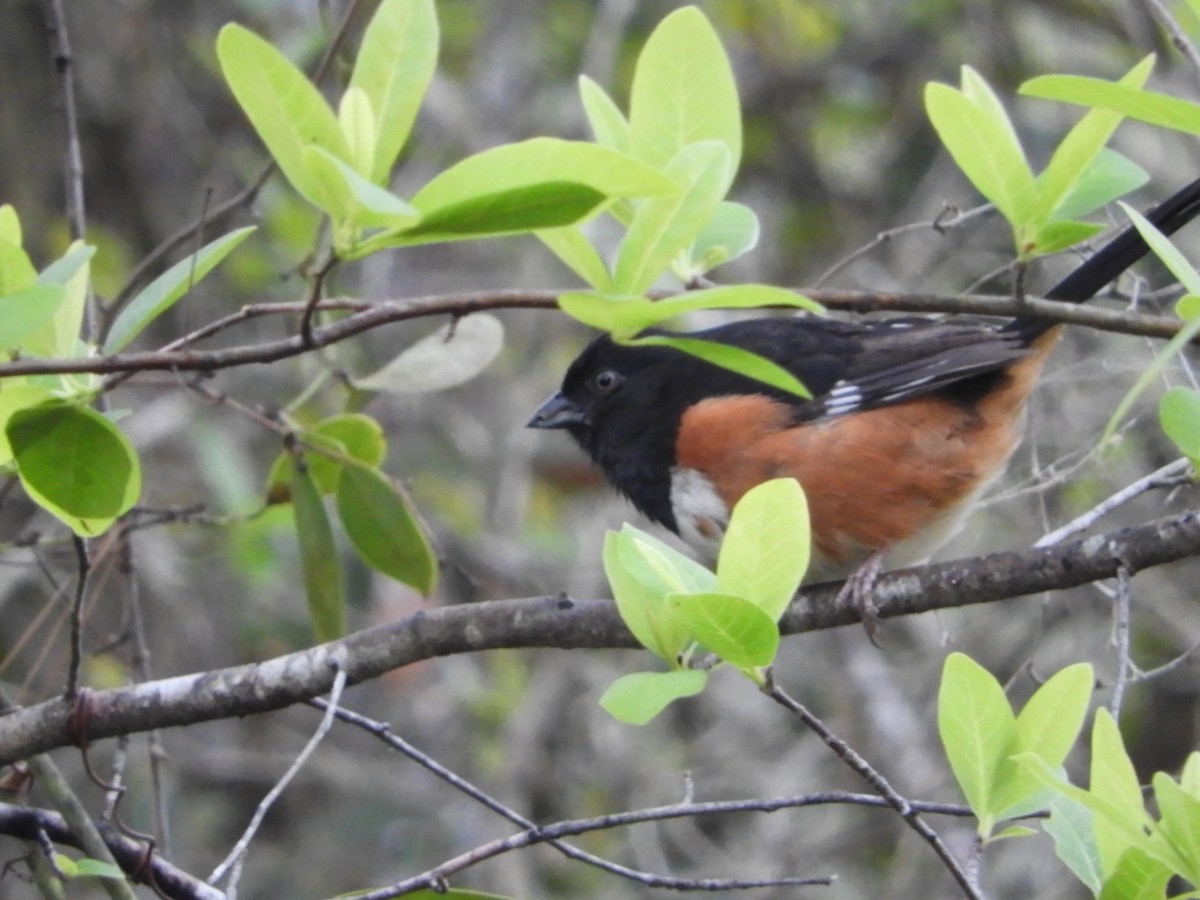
[527,178,1200,584]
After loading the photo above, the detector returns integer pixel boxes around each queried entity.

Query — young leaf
[1021,74,1200,136]
[216,24,351,208]
[0,234,36,296]
[1044,796,1103,895]
[65,857,125,881]
[301,147,419,230]
[557,284,821,339]
[104,226,256,353]
[41,239,92,359]
[1097,847,1172,900]
[613,141,731,295]
[410,138,677,213]
[36,242,96,289]
[385,181,606,245]
[348,0,438,183]
[578,74,629,152]
[290,455,346,641]
[0,284,67,351]
[716,477,810,622]
[1051,150,1148,221]
[337,464,437,595]
[938,652,1017,835]
[537,225,614,291]
[305,414,388,494]
[598,669,708,725]
[603,525,712,663]
[0,204,21,247]
[1028,56,1153,225]
[991,662,1093,820]
[667,591,779,671]
[338,87,377,178]
[0,384,55,466]
[925,73,1036,230]
[352,313,504,393]
[7,401,141,536]
[1160,387,1200,462]
[1090,709,1157,875]
[1028,220,1104,257]
[1151,773,1200,884]
[685,201,760,276]
[627,6,741,184]
[627,334,811,399]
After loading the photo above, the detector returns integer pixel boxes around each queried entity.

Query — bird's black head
[527,334,693,530]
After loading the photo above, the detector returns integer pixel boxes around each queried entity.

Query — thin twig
[1034,459,1193,548]
[762,675,981,900]
[1138,0,1200,92]
[207,659,347,891]
[1110,566,1133,718]
[64,535,90,701]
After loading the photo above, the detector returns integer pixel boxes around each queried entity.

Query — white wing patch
[669,467,729,559]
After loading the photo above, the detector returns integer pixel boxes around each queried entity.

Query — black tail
[1006,175,1200,342]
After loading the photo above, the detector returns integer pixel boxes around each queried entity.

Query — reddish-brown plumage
[675,329,1061,566]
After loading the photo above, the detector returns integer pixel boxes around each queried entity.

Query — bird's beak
[527,391,588,429]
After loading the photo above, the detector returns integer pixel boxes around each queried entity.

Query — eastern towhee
[528,179,1200,582]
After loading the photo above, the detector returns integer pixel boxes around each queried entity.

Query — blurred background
[3,0,1200,897]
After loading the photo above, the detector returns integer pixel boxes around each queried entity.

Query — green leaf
[337,464,437,594]
[991,662,1093,820]
[1090,709,1155,876]
[938,652,1017,835]
[537,225,614,291]
[925,73,1036,229]
[338,86,377,178]
[598,669,708,725]
[216,24,350,208]
[1152,773,1200,884]
[0,284,67,351]
[1177,294,1200,320]
[1051,149,1149,221]
[557,284,821,338]
[290,455,346,641]
[1028,56,1153,225]
[7,401,141,536]
[716,478,810,622]
[37,242,97,289]
[685,201,760,276]
[65,857,125,881]
[411,138,677,212]
[613,141,731,294]
[352,313,504,393]
[1160,387,1200,461]
[1182,752,1200,798]
[0,235,36,296]
[306,413,388,494]
[348,0,438,183]
[627,6,741,184]
[104,226,256,353]
[1120,202,1200,294]
[0,384,55,466]
[301,147,420,231]
[0,204,21,246]
[1027,220,1104,258]
[1045,796,1103,895]
[1021,73,1200,136]
[603,525,714,663]
[667,591,779,671]
[1098,847,1173,900]
[627,334,811,399]
[579,75,629,152]
[382,181,606,245]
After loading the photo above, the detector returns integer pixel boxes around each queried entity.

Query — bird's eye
[590,369,622,394]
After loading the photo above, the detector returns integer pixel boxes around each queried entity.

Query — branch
[2,510,1198,767]
[0,801,224,900]
[0,287,1188,382]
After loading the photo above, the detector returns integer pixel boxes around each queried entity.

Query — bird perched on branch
[528,179,1200,584]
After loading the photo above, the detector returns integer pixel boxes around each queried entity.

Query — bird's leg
[835,550,886,646]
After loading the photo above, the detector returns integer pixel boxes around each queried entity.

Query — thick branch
[1,511,1198,767]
